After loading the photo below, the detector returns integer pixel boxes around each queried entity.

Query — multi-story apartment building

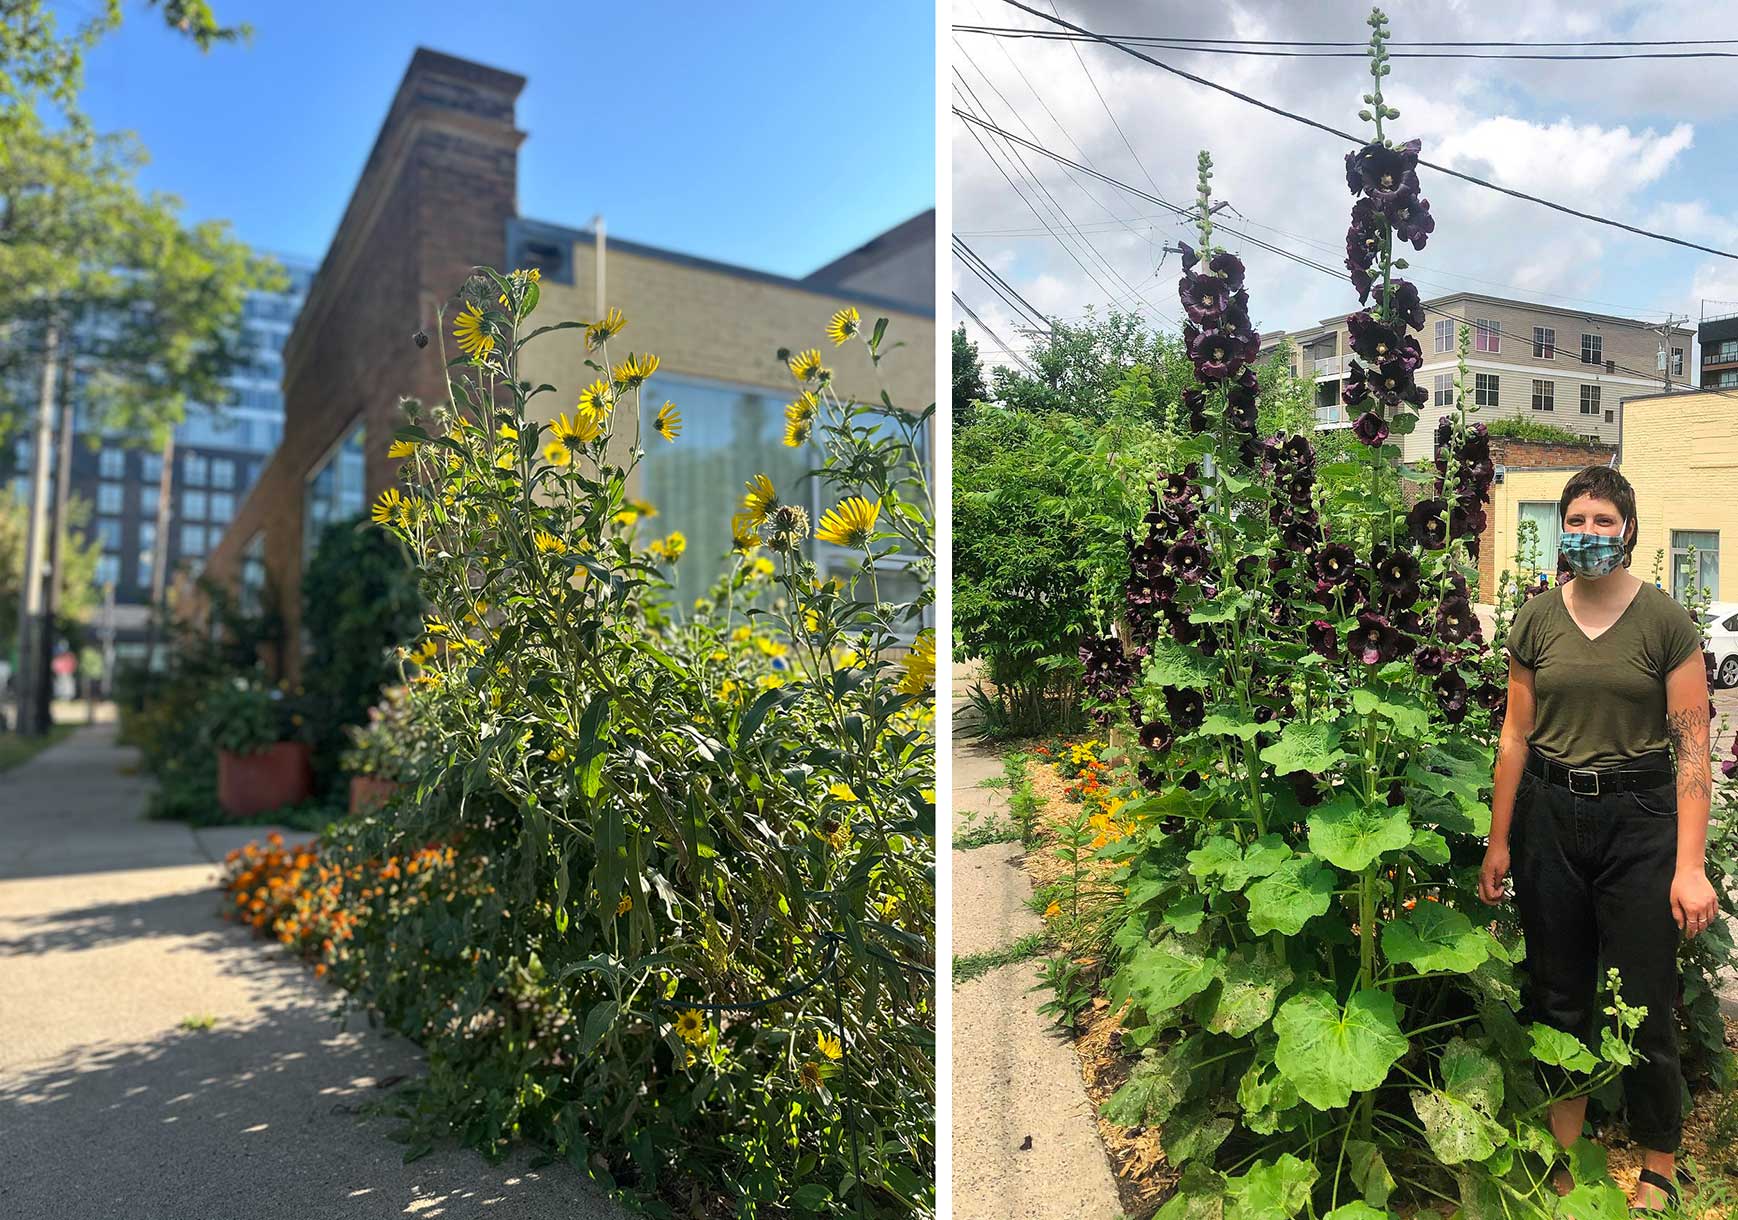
[1261,292,1692,462]
[7,255,316,662]
[1697,308,1738,389]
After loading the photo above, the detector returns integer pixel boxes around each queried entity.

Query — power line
[992,0,1738,263]
[954,27,1738,49]
[952,107,1731,403]
[952,234,1054,334]
[955,27,1738,60]
[952,291,1038,376]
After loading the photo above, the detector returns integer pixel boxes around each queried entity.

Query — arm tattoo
[1666,707,1712,801]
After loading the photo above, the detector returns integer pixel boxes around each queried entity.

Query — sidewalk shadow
[0,886,233,959]
[0,997,625,1219]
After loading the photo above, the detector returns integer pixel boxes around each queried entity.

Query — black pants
[1510,758,1683,1153]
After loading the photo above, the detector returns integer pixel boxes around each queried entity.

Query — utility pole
[41,337,77,733]
[15,319,61,737]
[1657,313,1684,391]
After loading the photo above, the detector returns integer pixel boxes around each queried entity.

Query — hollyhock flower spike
[1352,411,1389,447]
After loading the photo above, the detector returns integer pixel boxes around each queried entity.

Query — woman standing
[1478,465,1715,1213]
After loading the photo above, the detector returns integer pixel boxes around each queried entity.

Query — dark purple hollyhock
[1348,612,1402,665]
[1385,779,1407,808]
[1386,279,1426,332]
[1188,326,1256,382]
[1162,465,1201,503]
[1407,499,1449,550]
[1374,548,1421,599]
[1164,604,1201,645]
[1344,148,1365,195]
[1435,668,1470,723]
[1436,597,1478,644]
[1209,250,1247,290]
[1389,191,1436,250]
[1137,762,1165,792]
[1180,272,1232,324]
[1182,387,1211,431]
[1460,421,1491,462]
[1282,516,1322,553]
[1280,433,1316,470]
[1225,391,1259,433]
[1721,738,1738,781]
[1167,538,1212,583]
[1128,538,1164,574]
[1390,333,1426,374]
[1413,644,1448,676]
[1315,542,1358,584]
[1393,608,1427,638]
[1371,360,1421,409]
[1434,414,1456,454]
[1348,311,1404,364]
[1138,720,1175,752]
[1474,680,1505,711]
[1163,685,1206,732]
[1223,288,1253,334]
[1342,360,1373,410]
[1281,470,1316,509]
[1307,619,1338,658]
[1445,570,1470,601]
[1179,771,1203,791]
[1177,240,1199,271]
[1353,411,1390,447]
[1290,769,1325,807]
[1352,138,1422,195]
[1450,501,1487,540]
[1198,626,1222,657]
[1234,554,1262,589]
[1238,434,1268,468]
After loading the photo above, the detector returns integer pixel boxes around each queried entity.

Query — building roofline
[802,208,934,291]
[513,216,935,319]
[1618,386,1721,405]
[1278,290,1693,337]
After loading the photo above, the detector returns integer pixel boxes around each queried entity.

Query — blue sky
[953,0,1738,361]
[77,1,935,277]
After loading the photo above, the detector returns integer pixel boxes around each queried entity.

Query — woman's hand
[1478,842,1511,905]
[1672,868,1720,938]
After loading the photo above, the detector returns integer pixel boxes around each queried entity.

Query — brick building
[1617,387,1735,602]
[196,49,934,676]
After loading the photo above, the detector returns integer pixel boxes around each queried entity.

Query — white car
[1703,602,1738,689]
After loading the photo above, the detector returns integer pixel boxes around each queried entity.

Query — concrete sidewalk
[0,725,625,1220]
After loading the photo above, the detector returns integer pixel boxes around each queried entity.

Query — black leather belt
[1525,748,1673,797]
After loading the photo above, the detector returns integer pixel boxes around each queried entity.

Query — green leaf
[1144,638,1222,690]
[1101,1037,1202,1127]
[1189,836,1251,891]
[1556,1182,1630,1220]
[1259,720,1351,776]
[1409,827,1450,864]
[1273,988,1409,1110]
[1598,1027,1636,1068]
[1380,903,1492,975]
[1244,857,1337,937]
[1410,1089,1503,1164]
[792,1183,832,1211]
[1195,711,1262,741]
[1322,1205,1394,1220]
[1240,834,1293,880]
[1529,1024,1598,1073]
[1567,1134,1609,1188]
[1119,938,1223,1019]
[1351,687,1431,737]
[1237,1052,1301,1135]
[1161,1099,1235,1166]
[1440,1036,1504,1114]
[576,694,611,801]
[581,1000,617,1052]
[1163,893,1208,934]
[1224,1153,1318,1220]
[1307,796,1412,873]
[1345,1139,1394,1208]
[1203,943,1292,1038]
[1154,1162,1227,1220]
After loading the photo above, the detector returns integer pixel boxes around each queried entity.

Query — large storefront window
[304,423,365,568]
[638,376,931,636]
[1672,530,1720,604]
[1516,502,1561,583]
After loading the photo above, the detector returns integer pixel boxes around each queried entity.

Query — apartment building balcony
[1312,354,1348,379]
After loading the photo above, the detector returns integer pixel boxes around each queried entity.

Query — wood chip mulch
[1013,750,1738,1219]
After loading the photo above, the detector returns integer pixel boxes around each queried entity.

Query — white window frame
[1530,379,1554,412]
[1475,373,1499,408]
[1532,326,1555,359]
[1579,384,1601,415]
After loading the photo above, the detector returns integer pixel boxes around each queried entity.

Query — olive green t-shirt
[1505,580,1703,769]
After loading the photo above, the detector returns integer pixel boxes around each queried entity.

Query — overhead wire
[952,291,1039,375]
[952,234,1054,335]
[954,28,1738,60]
[954,28,1738,49]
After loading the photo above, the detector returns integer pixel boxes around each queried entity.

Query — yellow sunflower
[387,438,417,459]
[741,473,778,525]
[533,529,567,555]
[788,348,824,381]
[654,402,681,442]
[649,531,687,562]
[371,487,407,527]
[825,306,860,346]
[784,417,813,448]
[816,1030,843,1061]
[552,409,603,444]
[815,496,881,547]
[674,1009,706,1045]
[899,629,936,697]
[730,513,760,555]
[452,303,494,361]
[577,380,614,417]
[543,439,572,467]
[615,892,632,916]
[799,1061,824,1091]
[613,353,659,388]
[786,391,818,426]
[585,306,627,349]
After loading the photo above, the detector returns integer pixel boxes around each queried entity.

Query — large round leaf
[1189,836,1251,891]
[1529,1024,1598,1073]
[1440,1036,1504,1115]
[1307,796,1413,873]
[1381,903,1492,975]
[1346,1139,1394,1208]
[1273,988,1409,1110]
[1244,856,1337,936]
[1161,1098,1235,1166]
[1258,720,1351,776]
[1410,1089,1504,1164]
[1225,1153,1318,1220]
[1101,1034,1205,1127]
[1237,1052,1301,1135]
[1204,943,1293,1037]
[1121,938,1224,1019]
[1322,1205,1395,1220]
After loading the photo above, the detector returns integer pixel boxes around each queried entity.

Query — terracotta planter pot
[217,742,313,819]
[349,775,402,815]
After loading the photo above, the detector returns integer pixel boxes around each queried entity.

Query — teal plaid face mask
[1559,525,1626,577]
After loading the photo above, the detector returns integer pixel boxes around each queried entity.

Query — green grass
[177,1013,217,1031]
[0,722,75,772]
[952,820,1023,851]
[952,931,1048,986]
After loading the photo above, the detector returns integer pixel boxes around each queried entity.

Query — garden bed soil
[1016,751,1738,1220]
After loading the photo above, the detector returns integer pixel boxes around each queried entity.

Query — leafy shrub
[202,676,309,755]
[1058,16,1732,1218]
[329,272,934,1216]
[340,685,432,782]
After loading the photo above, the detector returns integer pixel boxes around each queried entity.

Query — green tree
[952,323,988,426]
[0,489,102,645]
[990,307,1186,423]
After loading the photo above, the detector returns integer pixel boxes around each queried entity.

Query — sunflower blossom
[815,496,880,548]
[825,306,860,346]
[784,417,813,448]
[533,529,567,555]
[371,488,407,527]
[577,380,614,418]
[585,306,627,349]
[552,409,602,444]
[649,531,687,562]
[741,473,779,525]
[613,353,659,388]
[675,1009,706,1045]
[654,402,681,442]
[817,1030,843,1061]
[387,439,418,459]
[900,629,936,697]
[452,303,494,360]
[730,513,760,554]
[788,348,824,382]
[543,438,572,467]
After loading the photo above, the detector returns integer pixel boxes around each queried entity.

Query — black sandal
[1631,1166,1680,1214]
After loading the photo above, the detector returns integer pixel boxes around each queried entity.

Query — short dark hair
[1558,464,1638,565]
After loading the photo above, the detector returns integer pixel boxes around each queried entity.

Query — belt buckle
[1568,768,1600,797]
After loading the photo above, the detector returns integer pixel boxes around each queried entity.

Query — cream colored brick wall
[1619,391,1738,601]
[1488,467,1578,594]
[520,241,933,433]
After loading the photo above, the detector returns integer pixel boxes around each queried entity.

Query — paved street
[0,726,626,1220]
